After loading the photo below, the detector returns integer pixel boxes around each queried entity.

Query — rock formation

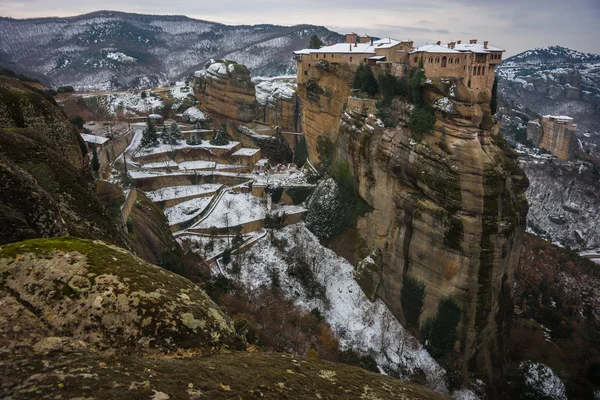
[254,76,301,132]
[0,77,127,247]
[0,237,449,400]
[526,115,577,161]
[300,66,529,394]
[193,59,259,122]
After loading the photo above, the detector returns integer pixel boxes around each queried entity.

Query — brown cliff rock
[301,69,528,394]
[193,60,259,122]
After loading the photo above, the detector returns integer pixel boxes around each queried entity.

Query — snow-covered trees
[210,123,230,146]
[141,118,159,148]
[162,122,184,145]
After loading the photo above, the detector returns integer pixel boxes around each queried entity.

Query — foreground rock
[0,237,448,400]
[0,237,245,356]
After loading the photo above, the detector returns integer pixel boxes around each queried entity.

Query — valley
[0,11,598,400]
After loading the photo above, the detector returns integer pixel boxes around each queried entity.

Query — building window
[316,54,318,58]
[364,58,367,63]
[441,56,447,67]
[350,57,352,62]
[331,54,334,58]
[455,57,460,64]
[304,71,308,76]
[428,57,433,63]
[414,57,418,63]
[308,64,311,67]
[482,66,486,74]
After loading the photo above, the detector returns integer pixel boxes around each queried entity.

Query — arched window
[482,66,486,74]
[436,57,440,63]
[349,57,352,62]
[414,57,418,63]
[449,58,453,64]
[455,57,460,64]
[429,57,433,63]
[441,56,447,67]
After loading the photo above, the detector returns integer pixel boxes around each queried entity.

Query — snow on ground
[178,160,216,170]
[178,234,232,260]
[519,361,567,400]
[137,139,240,156]
[252,76,297,106]
[145,184,222,202]
[83,91,163,115]
[182,106,207,123]
[142,160,178,169]
[169,85,194,101]
[164,196,213,226]
[195,191,265,229]
[233,223,447,393]
[253,169,309,186]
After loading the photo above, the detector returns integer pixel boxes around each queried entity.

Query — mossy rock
[0,237,245,356]
[0,351,449,399]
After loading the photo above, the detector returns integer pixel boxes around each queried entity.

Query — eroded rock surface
[0,237,245,356]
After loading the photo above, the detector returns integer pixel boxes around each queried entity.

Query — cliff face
[0,77,127,247]
[254,76,301,132]
[193,60,259,122]
[301,68,528,391]
[526,116,577,161]
[297,62,354,162]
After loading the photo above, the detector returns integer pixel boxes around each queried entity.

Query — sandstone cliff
[301,67,528,394]
[526,116,577,161]
[0,77,127,247]
[254,76,301,132]
[0,237,448,400]
[193,59,259,122]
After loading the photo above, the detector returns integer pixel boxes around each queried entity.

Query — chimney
[370,38,373,46]
[483,41,488,49]
[354,42,357,47]
[436,40,441,45]
[349,43,352,51]
[470,39,477,44]
[457,40,462,44]
[448,42,456,49]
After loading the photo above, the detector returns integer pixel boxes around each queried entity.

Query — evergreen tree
[490,77,498,115]
[294,135,308,167]
[210,123,230,146]
[140,118,158,148]
[408,68,426,106]
[69,115,85,129]
[352,64,378,97]
[160,125,169,144]
[308,34,324,49]
[91,146,100,173]
[170,122,183,142]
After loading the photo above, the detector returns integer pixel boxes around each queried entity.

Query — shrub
[339,350,379,373]
[294,135,308,168]
[69,115,85,129]
[401,274,426,328]
[57,85,75,93]
[378,72,407,104]
[408,68,426,106]
[232,233,244,248]
[408,105,436,139]
[353,63,378,97]
[287,259,326,300]
[421,297,461,358]
[91,146,100,172]
[222,248,232,265]
[443,213,463,251]
[140,91,147,99]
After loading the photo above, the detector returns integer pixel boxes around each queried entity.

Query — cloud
[0,0,598,56]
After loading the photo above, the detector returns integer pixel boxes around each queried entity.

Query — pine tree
[352,64,378,97]
[210,123,230,146]
[91,146,100,172]
[308,34,324,49]
[160,126,169,144]
[490,77,498,115]
[141,118,158,148]
[170,122,183,142]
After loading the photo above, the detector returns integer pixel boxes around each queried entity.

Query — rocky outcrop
[297,62,354,162]
[0,237,448,400]
[526,116,577,161]
[0,77,127,247]
[300,66,528,394]
[0,77,86,169]
[254,76,301,132]
[193,60,259,122]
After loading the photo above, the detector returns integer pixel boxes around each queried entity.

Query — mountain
[496,46,600,135]
[0,11,342,91]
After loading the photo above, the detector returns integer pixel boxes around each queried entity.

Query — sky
[1,0,599,57]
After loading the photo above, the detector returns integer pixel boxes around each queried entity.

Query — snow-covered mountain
[0,11,342,91]
[497,46,600,135]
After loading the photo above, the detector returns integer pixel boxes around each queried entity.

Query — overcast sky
[1,0,598,57]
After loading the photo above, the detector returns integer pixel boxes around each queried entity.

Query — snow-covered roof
[232,148,261,157]
[148,113,163,119]
[294,38,408,55]
[255,159,270,166]
[411,44,461,54]
[543,115,573,120]
[454,42,504,53]
[81,133,109,145]
[368,56,386,60]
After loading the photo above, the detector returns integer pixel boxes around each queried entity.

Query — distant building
[294,37,504,92]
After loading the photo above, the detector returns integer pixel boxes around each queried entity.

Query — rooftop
[411,44,461,54]
[81,133,109,145]
[294,38,411,55]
